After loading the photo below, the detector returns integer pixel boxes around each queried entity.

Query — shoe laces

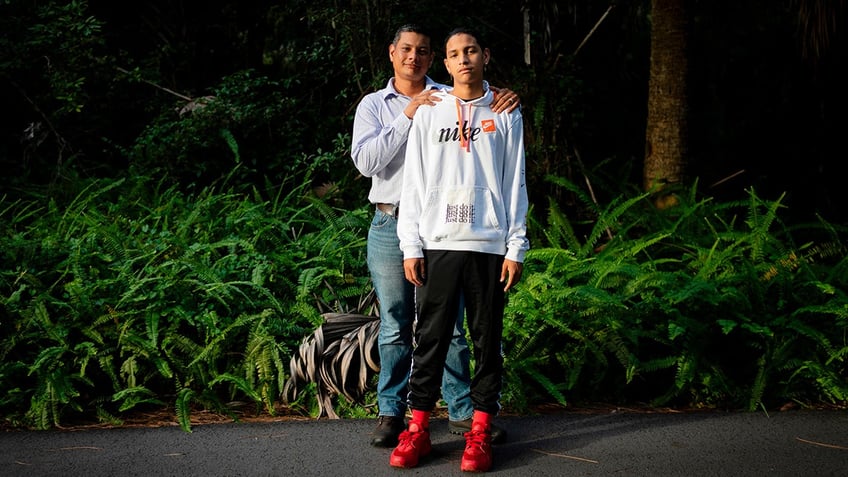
[464,428,492,451]
[396,429,427,451]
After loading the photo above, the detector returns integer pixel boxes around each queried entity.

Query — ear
[484,48,491,65]
[388,44,396,61]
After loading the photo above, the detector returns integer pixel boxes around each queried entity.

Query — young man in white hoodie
[392,27,529,472]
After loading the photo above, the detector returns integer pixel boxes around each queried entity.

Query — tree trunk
[644,0,688,206]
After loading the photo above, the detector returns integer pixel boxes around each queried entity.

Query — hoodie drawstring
[455,99,473,153]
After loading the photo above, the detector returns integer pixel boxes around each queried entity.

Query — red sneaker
[389,423,431,468]
[460,425,493,472]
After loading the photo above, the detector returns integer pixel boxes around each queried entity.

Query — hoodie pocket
[421,186,503,243]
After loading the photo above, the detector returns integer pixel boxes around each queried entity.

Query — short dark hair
[392,23,432,45]
[444,27,485,50]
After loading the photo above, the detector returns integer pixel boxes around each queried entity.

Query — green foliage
[129,70,306,189]
[2,166,847,429]
[502,176,848,412]
[0,163,370,430]
[0,0,104,116]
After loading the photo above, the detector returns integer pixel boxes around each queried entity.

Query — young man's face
[389,32,434,82]
[444,33,489,86]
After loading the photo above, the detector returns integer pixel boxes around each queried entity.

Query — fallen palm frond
[282,313,380,419]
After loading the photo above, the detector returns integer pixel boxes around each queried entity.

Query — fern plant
[0,158,372,430]
[502,175,848,413]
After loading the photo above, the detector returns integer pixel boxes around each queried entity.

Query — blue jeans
[367,208,473,421]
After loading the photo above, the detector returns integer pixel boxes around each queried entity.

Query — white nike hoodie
[397,87,529,263]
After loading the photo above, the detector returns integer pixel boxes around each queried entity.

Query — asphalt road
[1,410,846,476]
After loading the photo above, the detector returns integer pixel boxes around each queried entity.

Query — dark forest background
[3,0,846,222]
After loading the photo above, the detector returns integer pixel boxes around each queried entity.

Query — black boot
[370,415,406,447]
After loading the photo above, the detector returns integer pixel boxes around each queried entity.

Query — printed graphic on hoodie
[446,203,474,224]
[438,120,481,144]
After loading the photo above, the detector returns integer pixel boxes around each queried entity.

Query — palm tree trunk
[644,0,688,206]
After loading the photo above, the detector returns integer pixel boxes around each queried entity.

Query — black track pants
[407,250,504,415]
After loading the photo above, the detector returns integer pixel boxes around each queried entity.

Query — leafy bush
[0,167,370,430]
[129,70,312,189]
[2,165,846,431]
[502,176,848,412]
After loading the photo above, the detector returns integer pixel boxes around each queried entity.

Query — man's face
[444,33,489,86]
[389,32,434,82]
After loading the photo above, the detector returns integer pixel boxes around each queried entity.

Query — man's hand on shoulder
[490,86,520,114]
[403,89,442,119]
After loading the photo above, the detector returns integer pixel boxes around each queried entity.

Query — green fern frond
[162,333,204,365]
[175,387,195,433]
[524,247,578,272]
[243,319,286,414]
[59,178,126,239]
[543,198,581,251]
[95,407,124,426]
[745,191,787,263]
[1,196,44,225]
[151,357,174,380]
[580,192,651,256]
[601,330,635,380]
[639,355,678,374]
[219,128,240,163]
[209,373,263,403]
[506,323,551,360]
[673,355,697,393]
[522,366,569,406]
[112,386,165,412]
[188,312,258,368]
[747,355,767,411]
[544,174,598,214]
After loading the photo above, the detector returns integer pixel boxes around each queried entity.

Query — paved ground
[1,409,847,476]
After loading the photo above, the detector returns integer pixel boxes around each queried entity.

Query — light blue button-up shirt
[350,76,444,206]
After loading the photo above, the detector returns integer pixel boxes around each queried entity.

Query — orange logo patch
[481,119,496,133]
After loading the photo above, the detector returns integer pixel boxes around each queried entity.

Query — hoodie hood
[443,80,495,106]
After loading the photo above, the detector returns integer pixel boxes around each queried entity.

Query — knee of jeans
[379,323,412,345]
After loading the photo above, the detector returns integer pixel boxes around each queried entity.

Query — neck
[451,83,484,101]
[394,77,427,97]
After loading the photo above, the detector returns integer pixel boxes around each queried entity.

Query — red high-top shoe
[389,421,431,468]
[460,423,493,472]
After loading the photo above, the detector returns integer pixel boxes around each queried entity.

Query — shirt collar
[383,76,442,100]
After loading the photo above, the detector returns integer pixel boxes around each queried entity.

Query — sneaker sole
[460,459,492,472]
[390,458,418,468]
[389,446,431,468]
